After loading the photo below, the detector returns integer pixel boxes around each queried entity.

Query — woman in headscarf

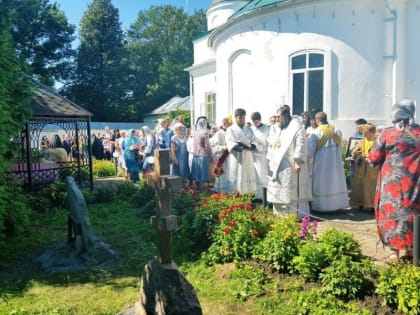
[191,117,212,191]
[140,126,155,175]
[124,129,141,183]
[368,99,420,261]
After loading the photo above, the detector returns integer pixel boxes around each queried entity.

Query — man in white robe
[267,106,312,217]
[225,108,258,195]
[307,112,349,212]
[250,112,270,203]
[209,118,232,193]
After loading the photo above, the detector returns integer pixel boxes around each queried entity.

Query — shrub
[92,159,117,177]
[318,228,363,262]
[202,198,265,264]
[287,289,372,315]
[292,228,362,282]
[320,257,376,300]
[376,262,420,314]
[292,240,328,281]
[252,214,301,273]
[0,182,31,243]
[28,180,68,211]
[227,264,267,301]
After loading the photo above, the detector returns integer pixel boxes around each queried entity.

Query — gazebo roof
[27,76,92,119]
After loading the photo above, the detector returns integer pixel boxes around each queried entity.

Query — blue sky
[53,0,211,30]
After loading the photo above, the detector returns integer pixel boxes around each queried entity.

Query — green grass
[0,184,390,315]
[0,201,153,315]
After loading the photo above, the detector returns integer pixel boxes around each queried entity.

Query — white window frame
[289,50,326,116]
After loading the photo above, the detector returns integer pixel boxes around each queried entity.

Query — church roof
[231,0,288,18]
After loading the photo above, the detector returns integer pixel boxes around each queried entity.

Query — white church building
[186,0,420,137]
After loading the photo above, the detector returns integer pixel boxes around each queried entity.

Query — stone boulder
[41,148,69,162]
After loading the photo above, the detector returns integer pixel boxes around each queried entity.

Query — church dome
[207,0,249,30]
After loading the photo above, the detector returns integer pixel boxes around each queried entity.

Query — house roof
[26,76,92,119]
[144,96,190,116]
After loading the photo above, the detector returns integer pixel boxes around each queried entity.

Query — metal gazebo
[11,77,94,191]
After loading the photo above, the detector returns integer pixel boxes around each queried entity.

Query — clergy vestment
[209,128,232,193]
[349,138,378,209]
[308,124,349,212]
[251,123,270,200]
[225,123,257,194]
[267,117,312,216]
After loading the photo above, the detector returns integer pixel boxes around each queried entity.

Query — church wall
[191,0,419,137]
[210,1,415,136]
[405,1,420,109]
[193,35,215,64]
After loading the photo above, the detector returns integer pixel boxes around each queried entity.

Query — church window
[290,52,324,117]
[205,92,216,125]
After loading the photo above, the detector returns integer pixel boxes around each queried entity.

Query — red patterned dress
[368,124,420,251]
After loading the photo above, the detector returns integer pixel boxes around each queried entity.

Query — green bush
[292,228,363,282]
[252,214,301,273]
[288,289,372,315]
[92,159,117,177]
[200,194,265,264]
[376,262,420,314]
[320,257,376,300]
[292,240,328,281]
[0,182,31,244]
[27,180,68,211]
[318,228,363,262]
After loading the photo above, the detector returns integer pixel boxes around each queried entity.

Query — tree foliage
[0,2,32,245]
[126,5,206,116]
[10,0,76,86]
[64,0,129,121]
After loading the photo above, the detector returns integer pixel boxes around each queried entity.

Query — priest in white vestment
[250,112,270,203]
[209,118,232,193]
[267,106,312,217]
[307,112,349,212]
[225,108,258,195]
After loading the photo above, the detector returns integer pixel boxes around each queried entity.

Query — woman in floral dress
[368,99,420,260]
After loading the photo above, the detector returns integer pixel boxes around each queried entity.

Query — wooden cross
[147,149,182,266]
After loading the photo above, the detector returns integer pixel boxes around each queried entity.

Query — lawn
[0,181,415,315]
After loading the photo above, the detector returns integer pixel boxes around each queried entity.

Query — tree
[64,0,129,121]
[11,0,76,86]
[0,2,32,245]
[126,6,207,116]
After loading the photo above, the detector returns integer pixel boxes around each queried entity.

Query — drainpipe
[189,75,195,127]
[383,0,397,105]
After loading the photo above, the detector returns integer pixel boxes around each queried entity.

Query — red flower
[229,220,236,227]
[246,203,252,210]
[224,228,232,234]
[219,210,227,219]
[251,230,259,237]
[249,214,256,221]
[202,202,209,207]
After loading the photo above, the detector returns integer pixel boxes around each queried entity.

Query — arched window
[229,50,252,113]
[290,51,324,117]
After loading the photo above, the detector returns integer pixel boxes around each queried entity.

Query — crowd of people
[42,100,419,261]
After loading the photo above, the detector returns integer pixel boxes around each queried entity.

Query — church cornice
[208,0,310,47]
